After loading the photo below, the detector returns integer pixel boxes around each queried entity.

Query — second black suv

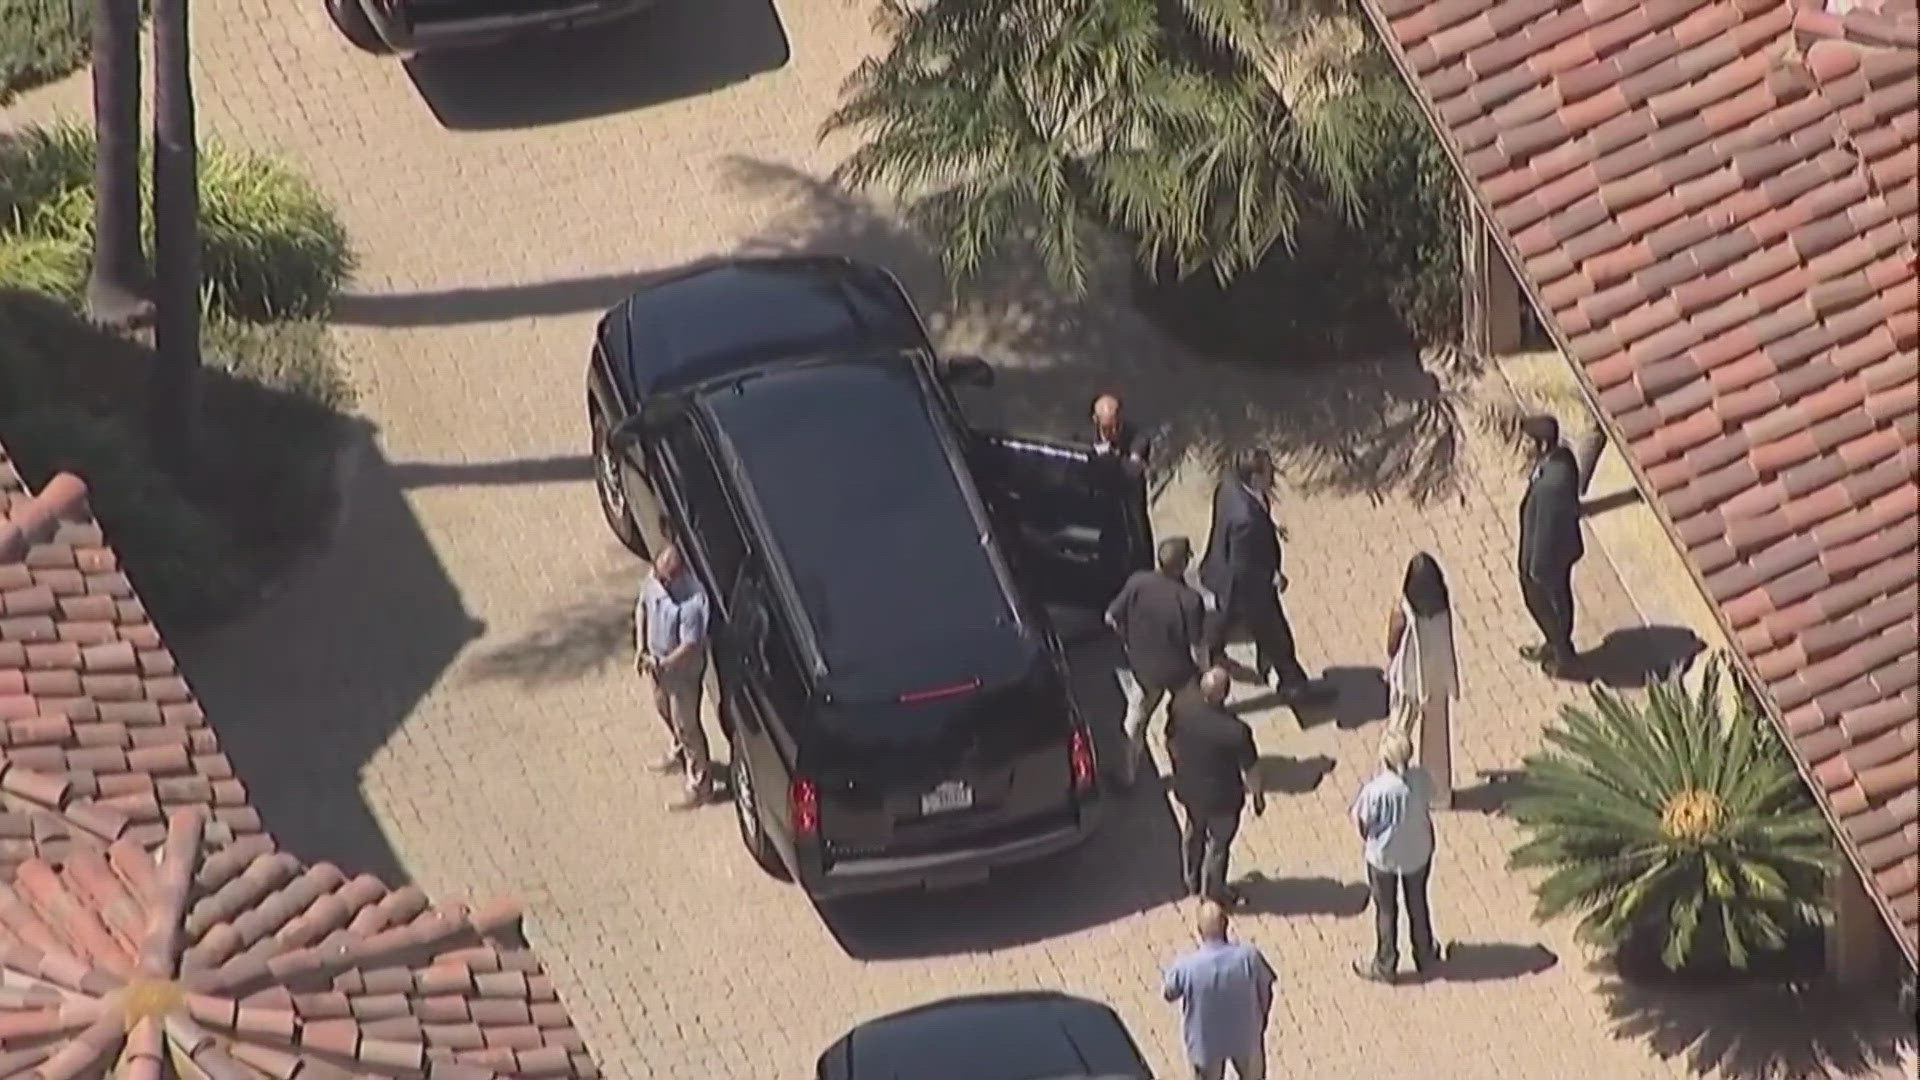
[587,257,1151,899]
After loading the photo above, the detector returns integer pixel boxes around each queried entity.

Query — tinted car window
[703,358,1019,696]
[661,417,747,597]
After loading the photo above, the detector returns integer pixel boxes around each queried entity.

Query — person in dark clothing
[1106,536,1209,785]
[1091,393,1151,466]
[1198,449,1312,700]
[1516,416,1584,674]
[1169,668,1264,904]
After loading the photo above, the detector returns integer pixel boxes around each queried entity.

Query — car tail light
[1068,725,1096,792]
[790,777,819,837]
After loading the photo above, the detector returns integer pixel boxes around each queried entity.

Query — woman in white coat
[1385,552,1460,807]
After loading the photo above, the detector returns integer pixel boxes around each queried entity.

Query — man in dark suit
[1517,416,1584,675]
[1091,393,1151,466]
[1106,536,1208,786]
[1168,667,1264,904]
[1199,448,1312,701]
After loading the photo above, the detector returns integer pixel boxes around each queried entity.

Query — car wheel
[731,748,789,880]
[325,0,391,52]
[590,409,648,556]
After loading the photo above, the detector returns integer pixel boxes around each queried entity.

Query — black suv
[326,0,655,54]
[587,257,1151,899]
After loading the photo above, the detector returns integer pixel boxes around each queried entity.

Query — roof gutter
[1351,0,1915,970]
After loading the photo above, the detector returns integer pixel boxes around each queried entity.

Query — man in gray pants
[636,543,714,810]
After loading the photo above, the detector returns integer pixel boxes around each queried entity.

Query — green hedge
[0,0,90,102]
[0,124,354,320]
[0,290,355,630]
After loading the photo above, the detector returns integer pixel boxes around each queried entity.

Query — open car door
[969,433,1153,609]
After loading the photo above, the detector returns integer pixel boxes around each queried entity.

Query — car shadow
[1232,872,1369,917]
[820,784,1188,960]
[402,0,789,131]
[1577,625,1705,689]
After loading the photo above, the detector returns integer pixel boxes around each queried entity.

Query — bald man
[636,543,714,810]
[1168,667,1264,905]
[1163,900,1275,1079]
[1090,393,1150,466]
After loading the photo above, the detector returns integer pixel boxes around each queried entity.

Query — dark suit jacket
[1518,446,1584,581]
[1199,478,1280,605]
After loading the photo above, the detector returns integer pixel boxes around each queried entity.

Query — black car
[586,256,1151,899]
[816,992,1154,1079]
[325,0,655,54]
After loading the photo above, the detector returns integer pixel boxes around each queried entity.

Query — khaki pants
[1117,668,1169,781]
[652,666,710,793]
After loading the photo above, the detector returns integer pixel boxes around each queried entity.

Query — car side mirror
[607,414,647,451]
[942,354,995,388]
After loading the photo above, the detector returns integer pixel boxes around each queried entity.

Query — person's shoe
[649,753,685,775]
[1519,643,1550,663]
[666,787,716,812]
[1351,960,1396,985]
[1211,884,1245,908]
[1412,950,1444,976]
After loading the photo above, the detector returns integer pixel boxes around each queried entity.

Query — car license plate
[921,781,974,816]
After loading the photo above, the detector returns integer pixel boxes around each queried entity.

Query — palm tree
[84,0,150,326]
[147,0,201,478]
[1509,656,1836,973]
[823,0,1418,293]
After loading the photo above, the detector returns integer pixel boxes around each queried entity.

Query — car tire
[591,408,648,557]
[325,0,392,53]
[731,748,790,881]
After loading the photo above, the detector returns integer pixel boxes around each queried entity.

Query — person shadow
[1232,872,1370,917]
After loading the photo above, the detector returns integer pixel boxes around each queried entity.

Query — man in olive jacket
[1516,416,1584,675]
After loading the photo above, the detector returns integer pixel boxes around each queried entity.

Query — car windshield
[704,356,1022,696]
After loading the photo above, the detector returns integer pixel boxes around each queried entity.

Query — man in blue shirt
[1162,901,1274,1079]
[635,543,714,810]
[1350,732,1442,982]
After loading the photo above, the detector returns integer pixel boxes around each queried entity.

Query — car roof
[817,992,1150,1080]
[602,256,925,400]
[699,354,1033,699]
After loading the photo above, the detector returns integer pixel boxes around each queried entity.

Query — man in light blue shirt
[1162,901,1274,1079]
[1350,732,1441,982]
[635,544,713,810]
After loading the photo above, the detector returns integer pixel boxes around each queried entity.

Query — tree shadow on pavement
[1598,969,1915,1080]
[461,564,636,687]
[1578,625,1706,689]
[1450,769,1526,815]
[723,158,1477,509]
[402,0,789,131]
[176,424,488,887]
[1233,872,1369,917]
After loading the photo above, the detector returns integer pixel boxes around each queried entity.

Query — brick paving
[2,3,1904,1078]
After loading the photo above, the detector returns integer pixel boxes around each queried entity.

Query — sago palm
[824,0,1418,292]
[1509,656,1836,972]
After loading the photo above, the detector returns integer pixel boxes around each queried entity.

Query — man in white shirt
[636,544,714,810]
[1350,732,1442,982]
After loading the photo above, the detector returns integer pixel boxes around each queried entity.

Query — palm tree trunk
[1573,424,1606,497]
[85,0,150,326]
[148,0,202,479]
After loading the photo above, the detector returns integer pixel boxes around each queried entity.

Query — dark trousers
[1367,862,1437,974]
[1178,802,1241,900]
[1520,568,1576,662]
[1207,591,1308,688]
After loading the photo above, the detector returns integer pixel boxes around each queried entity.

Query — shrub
[0,123,354,319]
[1509,656,1836,974]
[0,0,88,102]
[0,290,353,630]
[0,231,86,301]
[1353,106,1463,347]
[0,406,253,629]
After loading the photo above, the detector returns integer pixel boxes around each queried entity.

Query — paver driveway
[5,4,1907,1078]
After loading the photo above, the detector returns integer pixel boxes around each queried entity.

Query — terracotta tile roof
[0,452,601,1076]
[1358,0,1919,964]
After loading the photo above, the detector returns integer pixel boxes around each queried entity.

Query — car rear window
[704,357,1021,694]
